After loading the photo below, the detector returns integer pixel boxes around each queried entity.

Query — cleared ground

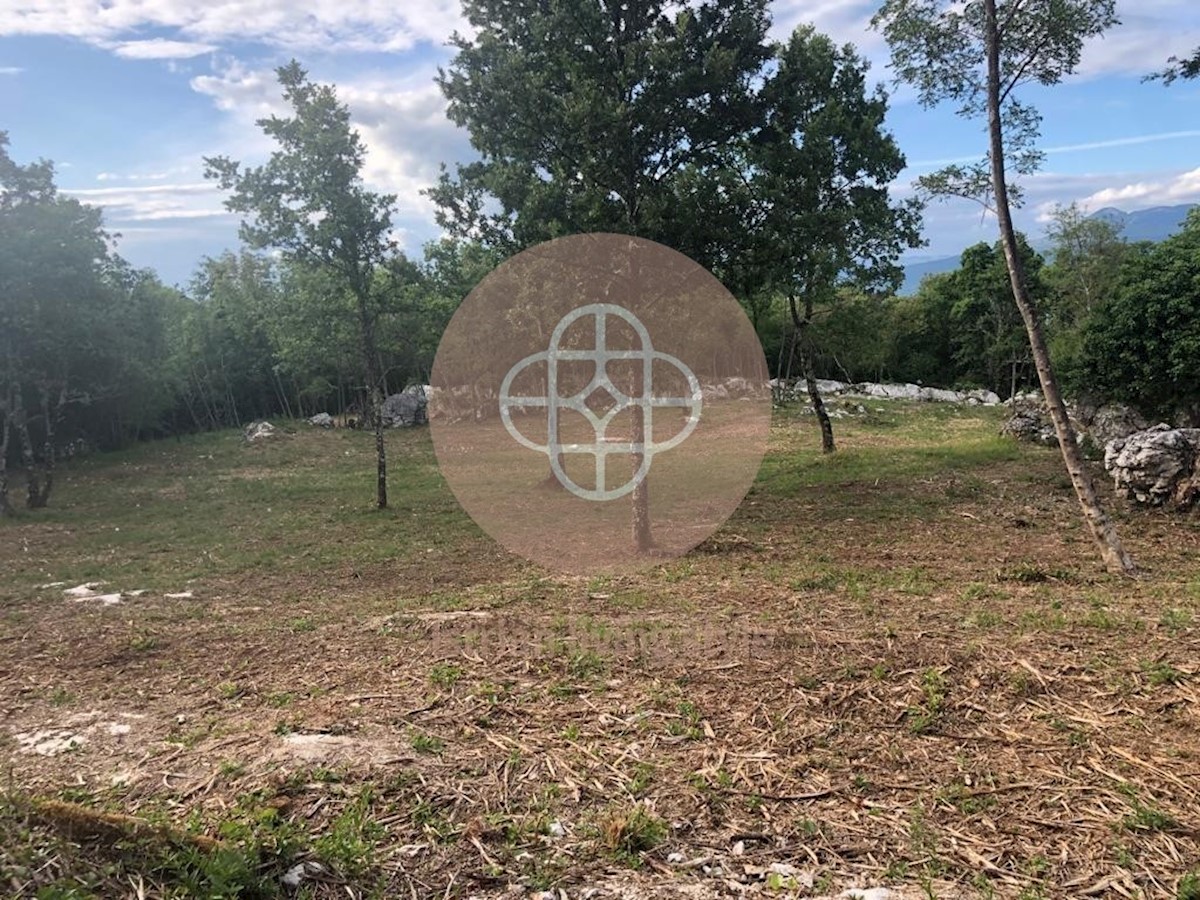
[1,403,1198,899]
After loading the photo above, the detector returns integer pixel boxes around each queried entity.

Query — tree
[432,0,773,550]
[1042,202,1127,386]
[874,0,1135,575]
[205,62,402,509]
[1150,47,1200,84]
[1079,209,1200,423]
[720,26,922,452]
[951,235,1045,398]
[0,133,114,511]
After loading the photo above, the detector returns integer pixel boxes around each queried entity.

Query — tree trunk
[630,409,653,551]
[355,279,387,510]
[27,386,58,509]
[0,386,11,518]
[789,294,835,454]
[983,0,1134,575]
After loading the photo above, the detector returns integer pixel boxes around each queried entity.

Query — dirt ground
[1,406,1198,899]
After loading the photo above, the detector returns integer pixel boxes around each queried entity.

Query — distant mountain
[1087,204,1195,242]
[899,203,1197,295]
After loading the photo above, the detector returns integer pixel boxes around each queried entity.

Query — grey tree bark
[983,0,1134,575]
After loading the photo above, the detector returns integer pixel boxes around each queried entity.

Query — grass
[1,403,1199,897]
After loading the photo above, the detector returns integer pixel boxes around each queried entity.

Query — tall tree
[874,0,1135,575]
[0,133,114,511]
[1079,209,1200,424]
[205,62,401,509]
[432,0,772,551]
[718,26,922,452]
[1042,203,1127,385]
[952,235,1044,398]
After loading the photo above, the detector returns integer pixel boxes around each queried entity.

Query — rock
[919,386,966,403]
[965,388,1002,405]
[308,412,334,428]
[243,421,277,442]
[1083,403,1149,448]
[381,385,428,428]
[1104,425,1200,509]
[858,382,923,400]
[815,378,849,394]
[1001,400,1087,446]
[1000,403,1058,446]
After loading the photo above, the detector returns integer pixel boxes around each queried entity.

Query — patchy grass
[1,405,1199,898]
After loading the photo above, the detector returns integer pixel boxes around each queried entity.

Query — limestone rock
[381,385,428,428]
[308,412,334,428]
[1104,425,1200,509]
[243,420,277,442]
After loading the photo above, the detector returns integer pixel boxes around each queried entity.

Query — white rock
[165,591,194,599]
[63,583,104,598]
[547,821,565,838]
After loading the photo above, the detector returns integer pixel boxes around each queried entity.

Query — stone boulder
[1001,404,1059,446]
[243,421,277,442]
[1083,403,1149,448]
[1104,425,1200,509]
[381,385,428,428]
[308,412,334,428]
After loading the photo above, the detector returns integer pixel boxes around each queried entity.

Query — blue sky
[2,0,1199,287]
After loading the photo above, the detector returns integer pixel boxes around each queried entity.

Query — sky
[1,0,1199,288]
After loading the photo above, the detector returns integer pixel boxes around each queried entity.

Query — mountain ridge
[900,203,1196,294]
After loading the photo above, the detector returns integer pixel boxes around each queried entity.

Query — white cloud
[111,39,216,59]
[1075,167,1200,210]
[0,0,465,54]
[97,167,189,182]
[63,182,229,222]
[0,65,21,74]
[190,62,473,223]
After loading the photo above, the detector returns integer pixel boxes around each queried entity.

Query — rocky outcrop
[243,421,277,442]
[1104,425,1200,509]
[768,379,1001,406]
[308,412,333,428]
[381,385,428,428]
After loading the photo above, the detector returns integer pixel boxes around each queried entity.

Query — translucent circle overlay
[429,234,771,574]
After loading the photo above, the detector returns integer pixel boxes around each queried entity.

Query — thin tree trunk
[13,389,41,508]
[789,294,835,454]
[28,385,59,509]
[631,410,653,551]
[626,241,653,551]
[0,385,11,518]
[983,0,1133,575]
[355,276,387,510]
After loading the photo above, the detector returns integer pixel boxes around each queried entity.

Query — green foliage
[433,0,772,255]
[948,235,1046,396]
[1078,209,1200,421]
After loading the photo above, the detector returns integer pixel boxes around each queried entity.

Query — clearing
[1,403,1198,899]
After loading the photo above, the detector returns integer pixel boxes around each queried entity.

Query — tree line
[3,0,1198,574]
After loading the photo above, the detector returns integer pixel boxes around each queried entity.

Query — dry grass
[0,403,1198,898]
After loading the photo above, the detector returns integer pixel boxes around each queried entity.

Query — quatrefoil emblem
[499,303,702,501]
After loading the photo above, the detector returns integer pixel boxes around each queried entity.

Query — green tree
[1150,47,1200,84]
[1042,202,1127,386]
[887,273,958,387]
[432,0,772,551]
[1079,209,1200,423]
[721,26,922,452]
[0,133,112,511]
[951,235,1046,397]
[874,0,1134,575]
[205,61,403,509]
